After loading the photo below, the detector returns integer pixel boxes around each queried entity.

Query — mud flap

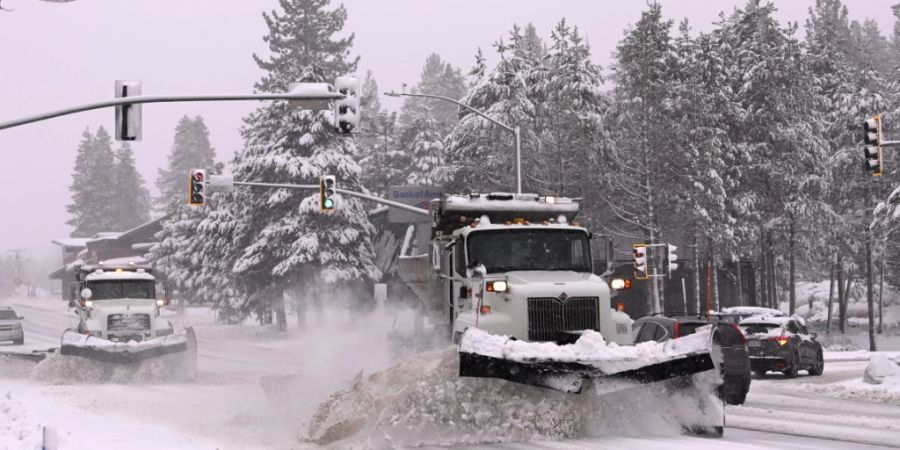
[60,327,194,364]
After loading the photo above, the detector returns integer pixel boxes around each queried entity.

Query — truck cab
[403,193,633,346]
[72,264,174,342]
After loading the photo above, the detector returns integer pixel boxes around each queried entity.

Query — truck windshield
[87,280,156,300]
[466,229,592,273]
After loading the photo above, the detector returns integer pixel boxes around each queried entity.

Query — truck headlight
[84,300,93,308]
[156,299,166,307]
[610,278,631,290]
[486,280,507,292]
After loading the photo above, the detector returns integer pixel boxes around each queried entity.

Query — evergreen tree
[445,25,541,192]
[150,116,221,304]
[357,71,405,195]
[155,116,217,211]
[111,142,151,230]
[66,126,119,237]
[398,53,466,134]
[405,111,446,185]
[532,20,607,203]
[198,0,379,324]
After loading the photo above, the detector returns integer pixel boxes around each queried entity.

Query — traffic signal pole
[0,92,347,132]
[229,180,430,217]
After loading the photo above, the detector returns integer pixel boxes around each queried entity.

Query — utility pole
[6,249,26,287]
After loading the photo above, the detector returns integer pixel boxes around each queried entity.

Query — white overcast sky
[0,0,896,262]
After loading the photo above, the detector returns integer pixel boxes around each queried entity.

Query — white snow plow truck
[398,193,721,397]
[61,262,197,379]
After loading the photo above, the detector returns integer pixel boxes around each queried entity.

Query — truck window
[455,239,466,276]
[466,229,592,274]
[87,280,156,300]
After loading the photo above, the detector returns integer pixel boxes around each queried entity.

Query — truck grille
[527,297,600,342]
[107,313,150,339]
[0,325,14,332]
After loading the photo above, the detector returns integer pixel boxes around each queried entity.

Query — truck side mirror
[466,263,486,280]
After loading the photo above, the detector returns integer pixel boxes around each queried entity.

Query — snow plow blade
[458,328,717,394]
[60,327,196,364]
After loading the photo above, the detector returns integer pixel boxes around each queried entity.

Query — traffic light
[188,169,206,206]
[114,80,142,141]
[863,116,883,176]
[665,244,678,274]
[320,175,336,211]
[333,76,360,133]
[633,244,648,279]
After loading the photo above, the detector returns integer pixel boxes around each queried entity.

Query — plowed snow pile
[307,346,721,448]
[31,353,187,384]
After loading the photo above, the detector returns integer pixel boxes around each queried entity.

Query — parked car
[633,315,751,405]
[715,306,785,324]
[0,306,24,345]
[740,315,824,378]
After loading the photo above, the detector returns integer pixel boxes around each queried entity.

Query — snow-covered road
[2,295,899,449]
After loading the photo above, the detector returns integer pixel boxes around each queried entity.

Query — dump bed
[431,193,580,235]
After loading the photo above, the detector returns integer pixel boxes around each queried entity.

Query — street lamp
[384,90,522,194]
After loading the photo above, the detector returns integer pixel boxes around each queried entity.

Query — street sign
[386,185,444,223]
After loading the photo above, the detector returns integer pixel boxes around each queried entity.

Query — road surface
[1,295,898,449]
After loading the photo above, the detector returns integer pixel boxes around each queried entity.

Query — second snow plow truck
[60,262,197,380]
[398,193,722,427]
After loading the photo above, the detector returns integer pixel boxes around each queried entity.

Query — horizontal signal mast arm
[231,181,430,217]
[0,92,346,131]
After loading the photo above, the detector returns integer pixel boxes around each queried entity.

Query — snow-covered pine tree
[602,3,681,314]
[445,25,540,193]
[155,116,217,211]
[398,53,466,135]
[664,19,739,312]
[405,111,446,185]
[357,71,405,195]
[208,0,379,327]
[111,142,151,230]
[532,19,607,206]
[66,126,120,237]
[149,115,221,308]
[708,0,829,313]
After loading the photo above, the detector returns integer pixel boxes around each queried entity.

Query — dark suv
[633,315,751,405]
[740,316,824,378]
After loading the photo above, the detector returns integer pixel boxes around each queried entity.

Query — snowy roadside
[1,381,225,450]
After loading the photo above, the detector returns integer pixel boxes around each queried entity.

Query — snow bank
[0,390,42,450]
[307,341,722,448]
[798,355,900,405]
[863,354,900,385]
[31,352,190,384]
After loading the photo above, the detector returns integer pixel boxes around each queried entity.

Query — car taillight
[673,321,680,339]
[768,336,789,346]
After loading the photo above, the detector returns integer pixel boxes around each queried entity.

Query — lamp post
[384,90,522,194]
